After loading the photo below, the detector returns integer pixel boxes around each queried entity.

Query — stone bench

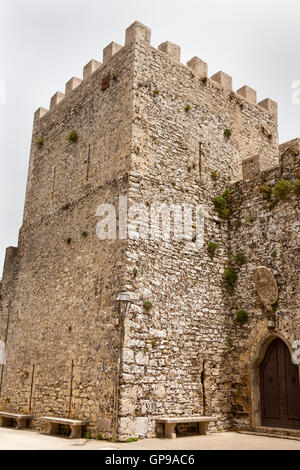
[0,411,33,430]
[156,416,218,439]
[41,416,88,439]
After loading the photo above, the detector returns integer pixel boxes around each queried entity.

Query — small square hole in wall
[101,75,111,91]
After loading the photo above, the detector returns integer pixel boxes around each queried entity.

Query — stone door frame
[250,332,300,428]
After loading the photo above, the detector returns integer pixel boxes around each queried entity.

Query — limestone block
[236,85,257,104]
[187,57,207,78]
[242,155,261,180]
[125,21,151,45]
[121,385,138,400]
[103,42,122,64]
[118,417,135,435]
[135,351,149,366]
[158,41,181,62]
[34,107,48,123]
[149,328,166,338]
[211,71,232,91]
[65,77,82,96]
[50,92,65,109]
[135,417,148,436]
[258,98,278,116]
[83,60,101,80]
[152,384,166,399]
[120,398,136,415]
[123,348,134,364]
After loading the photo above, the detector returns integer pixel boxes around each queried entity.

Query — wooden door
[260,338,300,429]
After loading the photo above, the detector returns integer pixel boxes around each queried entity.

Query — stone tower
[0,22,299,439]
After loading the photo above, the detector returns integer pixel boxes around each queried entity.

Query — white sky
[0,0,299,274]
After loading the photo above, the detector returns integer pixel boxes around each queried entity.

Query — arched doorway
[260,338,300,429]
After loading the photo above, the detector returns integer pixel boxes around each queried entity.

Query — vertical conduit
[68,360,74,418]
[201,359,206,415]
[29,364,35,413]
[0,300,11,396]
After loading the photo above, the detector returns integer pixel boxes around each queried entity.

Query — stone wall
[116,37,284,440]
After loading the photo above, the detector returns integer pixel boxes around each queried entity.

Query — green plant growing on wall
[248,243,256,250]
[184,104,191,112]
[234,309,249,325]
[224,128,232,138]
[213,189,231,218]
[211,171,219,180]
[207,241,219,255]
[293,180,300,195]
[143,301,153,311]
[133,267,138,276]
[134,409,140,417]
[245,215,255,224]
[36,136,44,148]
[260,185,272,201]
[153,88,160,95]
[151,339,157,347]
[66,238,72,244]
[234,251,246,266]
[273,179,293,200]
[96,434,103,440]
[67,130,78,143]
[82,231,88,238]
[223,267,238,293]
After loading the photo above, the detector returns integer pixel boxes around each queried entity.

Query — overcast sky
[0,0,299,274]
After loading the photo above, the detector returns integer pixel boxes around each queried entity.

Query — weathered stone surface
[254,266,278,310]
[158,41,181,62]
[103,42,122,64]
[236,85,257,104]
[187,57,207,78]
[211,71,232,91]
[65,77,82,96]
[242,155,261,180]
[125,21,151,45]
[83,60,101,80]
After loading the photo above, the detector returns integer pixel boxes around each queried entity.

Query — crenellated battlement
[33,21,278,124]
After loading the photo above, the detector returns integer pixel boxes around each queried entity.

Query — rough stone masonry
[0,21,299,440]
